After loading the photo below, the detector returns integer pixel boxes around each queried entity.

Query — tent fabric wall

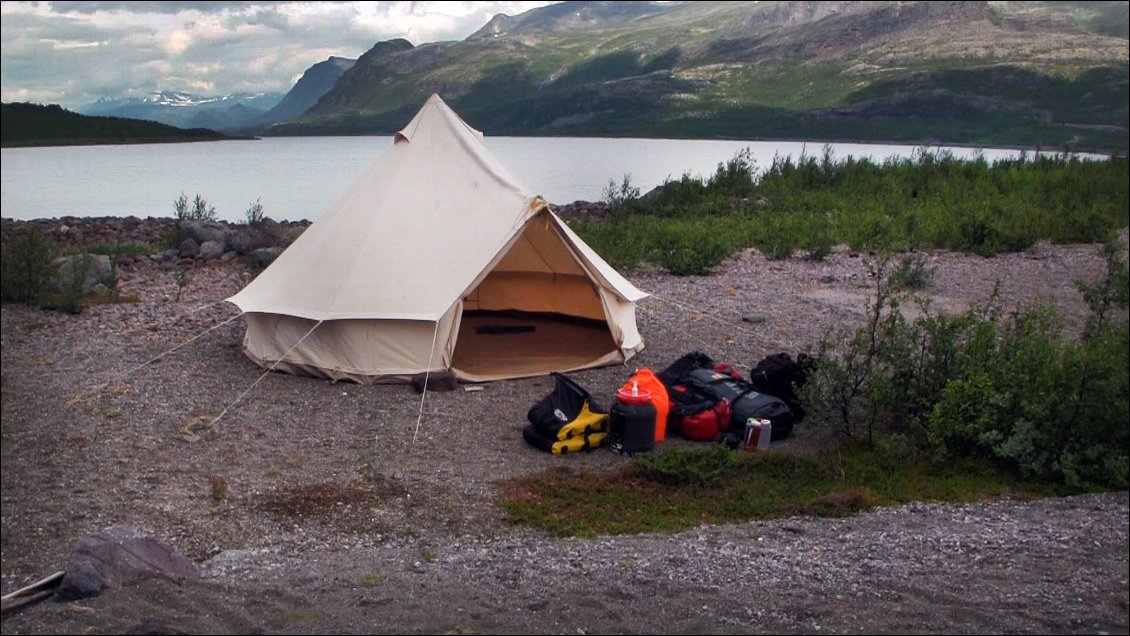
[242,311,458,384]
[228,94,647,383]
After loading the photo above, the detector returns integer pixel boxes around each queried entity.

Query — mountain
[186,103,265,131]
[79,55,353,133]
[269,0,1129,151]
[468,1,674,38]
[251,56,357,126]
[0,102,232,147]
[81,91,284,131]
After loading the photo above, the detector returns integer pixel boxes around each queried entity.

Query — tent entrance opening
[451,310,616,380]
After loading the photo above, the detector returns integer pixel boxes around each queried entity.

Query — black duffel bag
[684,368,794,441]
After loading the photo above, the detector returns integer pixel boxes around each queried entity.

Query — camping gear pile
[524,351,811,454]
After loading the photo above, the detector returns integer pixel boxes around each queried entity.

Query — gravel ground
[1,227,1127,634]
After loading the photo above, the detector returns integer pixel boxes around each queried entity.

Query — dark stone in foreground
[411,370,459,393]
[56,526,200,600]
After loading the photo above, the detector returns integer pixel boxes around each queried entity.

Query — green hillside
[1,102,232,148]
[270,0,1129,151]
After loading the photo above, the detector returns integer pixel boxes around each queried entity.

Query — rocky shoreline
[1,201,608,271]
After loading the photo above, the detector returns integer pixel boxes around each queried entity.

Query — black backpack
[749,353,811,421]
[656,351,716,388]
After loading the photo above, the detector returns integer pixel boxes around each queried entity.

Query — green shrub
[799,225,834,261]
[577,151,1127,277]
[618,150,1123,255]
[652,221,735,275]
[245,198,268,226]
[801,253,922,443]
[173,192,189,219]
[42,252,94,314]
[174,192,218,222]
[888,253,937,291]
[804,237,1129,489]
[705,147,757,199]
[1,228,57,305]
[571,217,650,270]
[601,174,641,215]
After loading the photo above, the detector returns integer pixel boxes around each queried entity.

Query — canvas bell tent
[227,94,647,383]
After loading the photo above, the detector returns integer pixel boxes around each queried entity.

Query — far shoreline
[4,131,1124,156]
[1,134,258,149]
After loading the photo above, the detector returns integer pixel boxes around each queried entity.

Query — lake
[1,136,1043,223]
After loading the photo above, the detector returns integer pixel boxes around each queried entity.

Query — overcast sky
[1,1,558,109]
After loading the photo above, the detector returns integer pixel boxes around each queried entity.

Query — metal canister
[742,417,761,452]
[757,418,772,450]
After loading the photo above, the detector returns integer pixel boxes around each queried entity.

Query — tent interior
[450,214,621,381]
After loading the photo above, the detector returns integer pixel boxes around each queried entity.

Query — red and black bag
[667,385,731,441]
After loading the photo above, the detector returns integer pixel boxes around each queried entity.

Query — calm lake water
[2,136,1040,223]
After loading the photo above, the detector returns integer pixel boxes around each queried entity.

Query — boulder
[55,526,200,600]
[178,219,230,245]
[198,240,225,260]
[178,238,200,259]
[245,247,283,269]
[53,253,113,295]
[228,226,278,255]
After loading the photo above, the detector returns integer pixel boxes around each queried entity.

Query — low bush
[174,192,218,222]
[245,198,268,226]
[576,150,1128,275]
[500,439,1051,537]
[0,227,57,305]
[802,236,1129,489]
[632,444,739,487]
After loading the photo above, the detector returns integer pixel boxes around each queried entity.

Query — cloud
[1,1,557,108]
[47,2,278,15]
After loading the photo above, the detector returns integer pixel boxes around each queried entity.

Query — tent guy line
[412,319,443,444]
[66,305,242,408]
[637,293,757,372]
[636,298,733,366]
[205,319,324,429]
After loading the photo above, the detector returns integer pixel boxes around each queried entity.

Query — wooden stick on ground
[0,570,65,613]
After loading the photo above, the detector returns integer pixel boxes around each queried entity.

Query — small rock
[206,549,255,565]
[742,314,768,324]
